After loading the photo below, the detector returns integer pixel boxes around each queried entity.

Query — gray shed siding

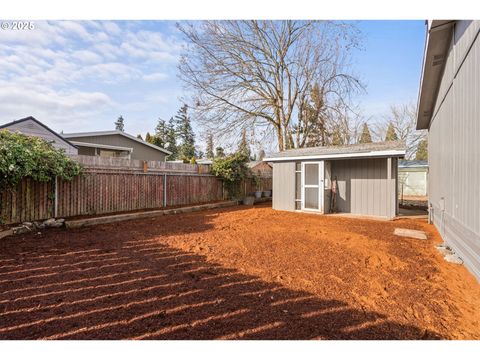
[272,158,397,218]
[332,158,397,219]
[2,119,77,155]
[272,162,296,211]
[428,20,480,279]
[65,134,166,161]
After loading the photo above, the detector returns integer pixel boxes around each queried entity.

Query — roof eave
[416,20,455,130]
[264,149,406,162]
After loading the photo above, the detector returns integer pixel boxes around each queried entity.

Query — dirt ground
[0,204,479,340]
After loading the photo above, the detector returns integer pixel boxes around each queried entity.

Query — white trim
[301,161,324,213]
[264,149,405,162]
[70,141,133,152]
[63,130,172,155]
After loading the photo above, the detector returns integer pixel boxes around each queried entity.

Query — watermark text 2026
[1,21,35,30]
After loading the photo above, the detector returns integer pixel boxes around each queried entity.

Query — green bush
[211,152,250,198]
[0,130,83,191]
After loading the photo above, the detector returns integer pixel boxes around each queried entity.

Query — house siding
[331,158,397,219]
[428,20,480,280]
[272,162,295,211]
[2,119,77,155]
[65,134,166,161]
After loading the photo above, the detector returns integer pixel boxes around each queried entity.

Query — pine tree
[136,134,143,140]
[359,123,372,144]
[331,128,344,146]
[215,147,225,158]
[114,116,125,132]
[415,139,428,160]
[385,122,399,141]
[145,132,153,143]
[175,104,196,159]
[237,128,251,158]
[154,118,168,148]
[165,117,178,160]
[206,133,214,159]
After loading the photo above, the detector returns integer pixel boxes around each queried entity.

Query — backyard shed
[264,141,405,219]
[398,160,428,197]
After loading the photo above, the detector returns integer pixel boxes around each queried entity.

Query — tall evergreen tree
[175,104,196,159]
[215,146,225,158]
[114,115,125,132]
[145,132,153,143]
[153,118,168,148]
[359,123,372,144]
[415,139,428,160]
[165,117,178,160]
[237,128,251,158]
[331,128,344,146]
[206,133,215,159]
[384,122,399,141]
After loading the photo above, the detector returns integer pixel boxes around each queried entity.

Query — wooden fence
[0,156,273,225]
[0,159,222,225]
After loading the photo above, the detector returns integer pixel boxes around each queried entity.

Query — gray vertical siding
[331,158,396,219]
[272,158,398,218]
[272,162,296,211]
[428,20,480,280]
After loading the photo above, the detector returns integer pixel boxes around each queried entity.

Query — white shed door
[301,161,324,212]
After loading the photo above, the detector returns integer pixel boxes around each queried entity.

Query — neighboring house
[248,161,273,177]
[63,130,171,161]
[0,116,78,155]
[264,141,405,219]
[416,20,480,279]
[398,160,428,197]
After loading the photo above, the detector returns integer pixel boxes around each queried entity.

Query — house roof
[264,141,405,161]
[63,130,172,155]
[416,20,456,130]
[0,116,78,149]
[247,161,272,168]
[264,141,406,162]
[398,160,428,168]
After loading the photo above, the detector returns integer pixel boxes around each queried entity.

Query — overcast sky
[0,20,425,151]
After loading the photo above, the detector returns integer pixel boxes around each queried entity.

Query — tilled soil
[0,204,479,340]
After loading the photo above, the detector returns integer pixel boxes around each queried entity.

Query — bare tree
[178,21,363,151]
[373,103,426,159]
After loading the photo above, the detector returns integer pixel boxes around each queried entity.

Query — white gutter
[264,149,405,162]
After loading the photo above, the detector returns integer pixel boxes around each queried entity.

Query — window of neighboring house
[295,162,301,210]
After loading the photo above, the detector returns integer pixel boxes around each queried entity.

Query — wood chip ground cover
[0,204,479,339]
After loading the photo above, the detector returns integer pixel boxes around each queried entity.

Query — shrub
[0,130,83,191]
[211,152,250,198]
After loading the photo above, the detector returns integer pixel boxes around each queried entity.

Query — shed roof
[264,141,405,162]
[398,160,428,168]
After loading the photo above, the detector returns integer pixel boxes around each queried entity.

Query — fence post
[54,176,58,218]
[163,174,167,207]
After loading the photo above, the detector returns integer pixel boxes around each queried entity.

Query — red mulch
[0,204,479,340]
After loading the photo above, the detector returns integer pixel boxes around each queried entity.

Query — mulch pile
[0,204,479,339]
